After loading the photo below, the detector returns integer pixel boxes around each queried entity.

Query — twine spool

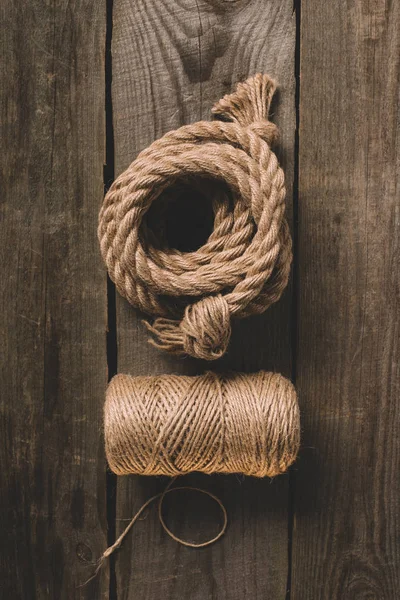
[98,74,292,360]
[104,371,300,478]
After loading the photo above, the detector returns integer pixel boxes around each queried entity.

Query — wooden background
[1,0,399,598]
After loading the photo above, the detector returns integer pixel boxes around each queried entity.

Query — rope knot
[211,74,278,147]
[145,296,231,361]
[246,120,279,146]
[181,295,231,360]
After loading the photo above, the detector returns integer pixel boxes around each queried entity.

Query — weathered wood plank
[292,0,400,598]
[0,2,108,598]
[111,1,296,598]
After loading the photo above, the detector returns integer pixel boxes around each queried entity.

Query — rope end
[143,317,187,355]
[212,74,277,127]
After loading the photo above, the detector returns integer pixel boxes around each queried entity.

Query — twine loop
[98,74,292,360]
[82,477,228,586]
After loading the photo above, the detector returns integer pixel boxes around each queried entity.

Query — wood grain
[292,0,400,598]
[111,1,296,598]
[0,2,108,598]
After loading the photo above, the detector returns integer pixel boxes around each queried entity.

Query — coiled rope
[98,74,292,360]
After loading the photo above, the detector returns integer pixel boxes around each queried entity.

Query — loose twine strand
[98,74,292,360]
[82,477,227,586]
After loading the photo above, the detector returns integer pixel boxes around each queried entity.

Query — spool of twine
[104,371,300,478]
[98,74,292,361]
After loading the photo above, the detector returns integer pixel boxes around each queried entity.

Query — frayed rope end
[211,73,277,127]
[143,318,187,355]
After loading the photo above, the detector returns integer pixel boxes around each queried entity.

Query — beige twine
[98,74,292,360]
[83,477,228,585]
[104,371,300,478]
[82,370,299,583]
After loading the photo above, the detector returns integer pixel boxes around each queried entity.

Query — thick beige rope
[105,371,300,478]
[98,74,292,361]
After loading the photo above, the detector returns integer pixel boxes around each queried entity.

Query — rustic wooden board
[292,1,400,598]
[111,1,296,598]
[0,2,108,598]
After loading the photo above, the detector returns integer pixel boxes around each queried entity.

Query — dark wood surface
[2,0,400,598]
[111,1,295,598]
[0,1,109,598]
[292,0,400,599]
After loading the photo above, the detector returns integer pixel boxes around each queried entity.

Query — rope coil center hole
[145,178,224,252]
